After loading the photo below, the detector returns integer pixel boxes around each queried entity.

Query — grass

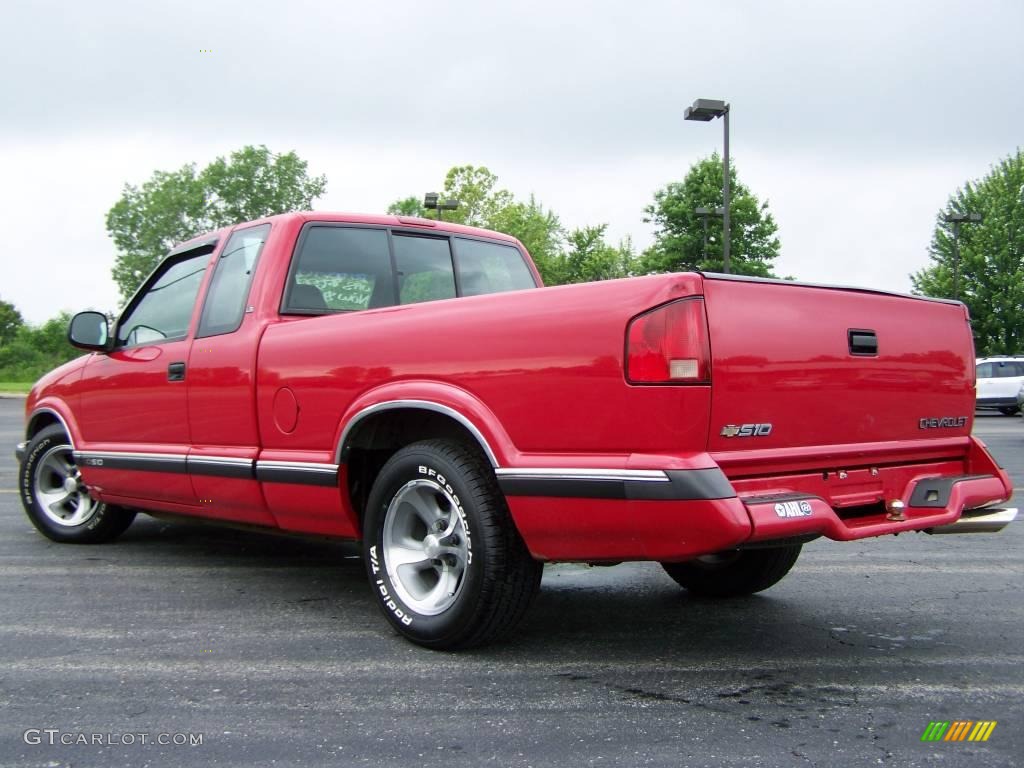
[0,382,32,394]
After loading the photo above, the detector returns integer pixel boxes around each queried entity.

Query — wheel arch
[338,400,501,467]
[335,390,515,532]
[26,405,78,447]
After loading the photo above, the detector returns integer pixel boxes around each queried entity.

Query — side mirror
[68,311,111,351]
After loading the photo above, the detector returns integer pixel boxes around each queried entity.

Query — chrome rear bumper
[927,507,1018,534]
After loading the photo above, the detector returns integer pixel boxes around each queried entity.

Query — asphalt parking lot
[0,398,1020,767]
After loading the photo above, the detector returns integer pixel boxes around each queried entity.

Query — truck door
[76,243,215,506]
[185,223,277,526]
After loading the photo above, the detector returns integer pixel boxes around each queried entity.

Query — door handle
[167,362,187,381]
[848,329,878,356]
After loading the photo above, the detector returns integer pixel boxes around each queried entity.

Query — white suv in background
[975,356,1024,415]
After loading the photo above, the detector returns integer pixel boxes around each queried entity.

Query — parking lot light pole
[943,211,983,300]
[423,192,460,221]
[685,99,731,273]
[695,206,724,262]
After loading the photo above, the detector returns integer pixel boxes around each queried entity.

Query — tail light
[626,298,711,384]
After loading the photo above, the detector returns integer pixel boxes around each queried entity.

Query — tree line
[0,305,77,384]
[2,144,1021,383]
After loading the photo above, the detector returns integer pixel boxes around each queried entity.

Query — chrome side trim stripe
[75,451,189,462]
[255,460,339,488]
[496,467,735,501]
[73,451,187,474]
[256,460,339,472]
[71,450,339,487]
[495,468,671,482]
[188,456,254,480]
[188,456,254,467]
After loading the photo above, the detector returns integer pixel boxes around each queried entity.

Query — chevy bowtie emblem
[720,423,773,438]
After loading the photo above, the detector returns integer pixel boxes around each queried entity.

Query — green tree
[640,154,780,276]
[910,150,1024,356]
[387,166,565,282]
[487,196,565,282]
[107,145,327,300]
[439,165,515,227]
[0,312,79,383]
[386,196,426,218]
[0,298,24,346]
[554,225,636,285]
[386,165,639,286]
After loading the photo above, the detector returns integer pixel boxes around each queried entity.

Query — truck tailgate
[702,276,976,476]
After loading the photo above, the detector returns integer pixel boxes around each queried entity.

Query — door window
[116,250,211,347]
[197,224,271,337]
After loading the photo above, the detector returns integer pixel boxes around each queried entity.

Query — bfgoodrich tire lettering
[19,425,136,543]
[661,544,802,598]
[362,439,542,649]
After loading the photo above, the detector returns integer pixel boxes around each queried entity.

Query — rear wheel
[362,439,542,649]
[661,544,802,597]
[19,425,135,543]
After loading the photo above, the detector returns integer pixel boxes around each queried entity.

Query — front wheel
[362,439,542,649]
[661,544,802,598]
[19,425,136,543]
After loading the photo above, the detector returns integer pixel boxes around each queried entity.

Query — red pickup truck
[16,212,1017,648]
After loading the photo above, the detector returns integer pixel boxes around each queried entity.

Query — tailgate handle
[848,329,878,356]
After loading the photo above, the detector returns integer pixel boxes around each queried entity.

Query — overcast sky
[2,0,1021,324]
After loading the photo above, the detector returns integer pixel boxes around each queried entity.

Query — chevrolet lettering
[919,417,969,429]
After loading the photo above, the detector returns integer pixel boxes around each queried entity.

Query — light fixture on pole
[685,98,731,273]
[943,211,983,300]
[694,206,724,262]
[423,192,459,221]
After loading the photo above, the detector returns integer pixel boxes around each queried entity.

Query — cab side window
[283,227,394,313]
[453,238,537,296]
[198,224,271,337]
[393,235,456,305]
[116,250,211,347]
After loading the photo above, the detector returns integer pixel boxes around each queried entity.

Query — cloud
[0,0,1021,322]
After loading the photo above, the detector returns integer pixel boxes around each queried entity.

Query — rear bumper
[502,437,1015,562]
[741,474,1012,544]
[927,506,1017,534]
[976,396,1019,408]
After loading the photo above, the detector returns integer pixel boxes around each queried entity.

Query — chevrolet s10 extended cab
[16,212,1018,648]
